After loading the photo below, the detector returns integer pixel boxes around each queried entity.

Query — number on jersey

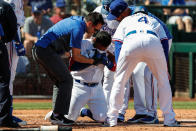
[138,17,148,24]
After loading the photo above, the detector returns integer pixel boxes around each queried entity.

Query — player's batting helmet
[101,0,115,15]
[131,6,148,15]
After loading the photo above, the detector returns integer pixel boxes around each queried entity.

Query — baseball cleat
[139,116,159,124]
[117,113,125,122]
[49,113,74,126]
[12,116,27,126]
[80,107,95,120]
[80,107,88,117]
[127,114,147,123]
[102,117,116,127]
[164,121,180,127]
[44,110,53,120]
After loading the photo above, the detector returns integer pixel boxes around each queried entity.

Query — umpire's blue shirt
[35,16,86,50]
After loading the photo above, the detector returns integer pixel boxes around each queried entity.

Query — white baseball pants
[107,34,176,126]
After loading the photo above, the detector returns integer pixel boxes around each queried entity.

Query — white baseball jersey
[107,13,176,126]
[4,0,25,27]
[71,39,105,83]
[113,13,167,42]
[66,39,107,122]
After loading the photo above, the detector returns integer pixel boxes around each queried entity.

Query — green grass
[13,101,196,110]
[13,102,52,110]
[128,101,196,109]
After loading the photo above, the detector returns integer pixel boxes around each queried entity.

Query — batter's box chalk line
[40,125,72,131]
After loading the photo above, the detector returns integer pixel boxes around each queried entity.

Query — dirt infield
[2,99,196,130]
[11,109,196,131]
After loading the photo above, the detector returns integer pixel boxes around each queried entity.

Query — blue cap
[56,0,66,8]
[101,0,114,15]
[32,5,42,13]
[107,0,128,20]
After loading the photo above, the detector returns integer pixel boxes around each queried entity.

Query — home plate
[178,119,196,123]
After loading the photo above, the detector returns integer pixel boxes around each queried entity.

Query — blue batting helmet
[131,6,148,15]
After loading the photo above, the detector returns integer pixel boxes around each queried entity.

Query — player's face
[87,22,102,35]
[117,8,130,22]
[95,43,107,51]
[92,23,102,34]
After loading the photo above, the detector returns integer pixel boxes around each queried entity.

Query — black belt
[126,30,158,37]
[75,79,98,87]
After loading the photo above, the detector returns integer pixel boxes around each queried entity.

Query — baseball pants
[103,66,130,115]
[132,39,172,117]
[6,28,22,95]
[0,43,12,125]
[108,34,175,126]
[66,80,107,122]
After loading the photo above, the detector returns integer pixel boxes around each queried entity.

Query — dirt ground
[2,99,196,130]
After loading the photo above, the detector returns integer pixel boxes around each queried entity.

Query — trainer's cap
[32,5,42,13]
[101,0,114,15]
[131,6,148,15]
[56,0,66,8]
[107,0,128,20]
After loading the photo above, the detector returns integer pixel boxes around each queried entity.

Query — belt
[126,30,158,37]
[75,79,98,87]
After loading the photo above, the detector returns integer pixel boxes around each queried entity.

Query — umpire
[32,12,104,125]
[0,1,19,128]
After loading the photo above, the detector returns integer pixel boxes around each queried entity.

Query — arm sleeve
[114,40,123,63]
[113,20,125,63]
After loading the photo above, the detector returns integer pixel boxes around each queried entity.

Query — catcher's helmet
[131,6,148,15]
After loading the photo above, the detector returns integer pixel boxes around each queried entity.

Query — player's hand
[34,37,38,43]
[92,49,102,65]
[92,49,102,59]
[15,42,26,56]
[101,54,116,71]
[107,51,115,62]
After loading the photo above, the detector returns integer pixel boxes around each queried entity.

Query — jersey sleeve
[112,20,126,63]
[70,26,84,49]
[112,20,126,43]
[156,22,168,41]
[148,12,172,40]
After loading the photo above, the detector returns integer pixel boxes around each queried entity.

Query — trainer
[32,12,104,125]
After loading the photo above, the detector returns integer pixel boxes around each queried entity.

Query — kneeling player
[65,31,115,123]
